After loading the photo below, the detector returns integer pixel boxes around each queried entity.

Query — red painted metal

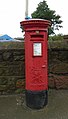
[20,19,51,91]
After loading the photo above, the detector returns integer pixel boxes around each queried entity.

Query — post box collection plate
[33,43,42,56]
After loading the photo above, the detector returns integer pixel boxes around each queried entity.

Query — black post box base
[26,90,48,109]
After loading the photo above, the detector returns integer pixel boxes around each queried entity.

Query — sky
[0,0,68,38]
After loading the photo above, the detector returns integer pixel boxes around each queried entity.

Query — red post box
[20,19,51,109]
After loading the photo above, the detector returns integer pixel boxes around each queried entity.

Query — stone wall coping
[0,42,24,50]
[48,41,68,50]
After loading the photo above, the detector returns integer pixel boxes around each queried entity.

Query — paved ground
[0,89,68,119]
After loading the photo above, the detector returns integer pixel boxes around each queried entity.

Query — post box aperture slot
[33,43,42,56]
[30,35,44,41]
[31,35,44,38]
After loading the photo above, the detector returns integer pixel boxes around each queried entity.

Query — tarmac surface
[0,89,68,119]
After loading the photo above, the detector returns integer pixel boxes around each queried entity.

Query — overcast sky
[0,0,68,38]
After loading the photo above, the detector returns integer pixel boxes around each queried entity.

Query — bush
[49,34,64,41]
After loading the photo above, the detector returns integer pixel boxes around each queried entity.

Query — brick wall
[48,41,68,89]
[0,42,25,94]
[0,41,68,94]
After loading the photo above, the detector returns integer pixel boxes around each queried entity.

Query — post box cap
[20,19,51,31]
[20,19,51,25]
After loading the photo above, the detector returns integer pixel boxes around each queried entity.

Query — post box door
[25,32,48,91]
